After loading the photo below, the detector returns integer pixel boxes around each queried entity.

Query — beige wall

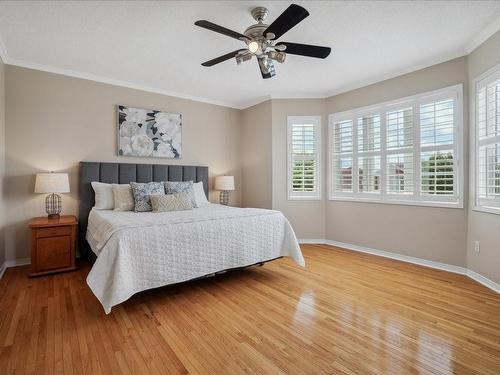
[240,100,272,209]
[2,33,499,285]
[4,65,242,261]
[467,30,500,284]
[325,57,469,266]
[0,57,5,266]
[271,99,327,239]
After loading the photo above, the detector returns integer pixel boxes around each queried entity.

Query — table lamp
[214,175,234,205]
[34,172,70,219]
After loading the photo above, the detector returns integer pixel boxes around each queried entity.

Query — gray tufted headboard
[79,161,208,256]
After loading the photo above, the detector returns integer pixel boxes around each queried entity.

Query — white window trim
[472,62,500,215]
[328,84,464,209]
[287,116,322,200]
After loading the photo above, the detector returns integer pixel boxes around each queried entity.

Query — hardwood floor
[0,244,499,375]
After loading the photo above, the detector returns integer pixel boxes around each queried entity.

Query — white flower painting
[118,105,182,158]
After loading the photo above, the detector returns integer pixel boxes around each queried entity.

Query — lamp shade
[214,175,234,191]
[34,173,70,194]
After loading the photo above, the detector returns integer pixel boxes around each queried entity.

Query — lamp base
[45,193,62,218]
[219,191,230,206]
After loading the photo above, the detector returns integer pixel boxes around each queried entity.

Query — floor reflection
[293,291,316,327]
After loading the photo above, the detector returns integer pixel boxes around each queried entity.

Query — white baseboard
[0,258,31,280]
[297,238,326,244]
[299,238,500,294]
[0,263,6,280]
[324,239,468,275]
[5,258,31,267]
[466,269,500,294]
[2,243,500,294]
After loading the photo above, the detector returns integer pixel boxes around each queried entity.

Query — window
[287,116,321,200]
[475,64,500,213]
[329,85,463,208]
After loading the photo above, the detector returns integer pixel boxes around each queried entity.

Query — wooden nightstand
[29,215,78,277]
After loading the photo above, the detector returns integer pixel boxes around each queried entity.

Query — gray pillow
[164,181,197,207]
[130,182,165,212]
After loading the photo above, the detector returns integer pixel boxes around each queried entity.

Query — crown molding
[6,58,242,110]
[464,15,500,54]
[237,95,273,109]
[0,33,8,64]
[324,50,467,99]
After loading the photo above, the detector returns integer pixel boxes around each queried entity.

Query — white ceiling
[0,1,499,109]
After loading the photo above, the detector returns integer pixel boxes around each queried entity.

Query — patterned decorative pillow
[150,192,193,212]
[130,182,165,212]
[112,184,135,211]
[163,181,197,207]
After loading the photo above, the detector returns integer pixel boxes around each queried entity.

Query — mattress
[85,204,304,313]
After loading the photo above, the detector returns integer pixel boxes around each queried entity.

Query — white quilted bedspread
[86,204,305,313]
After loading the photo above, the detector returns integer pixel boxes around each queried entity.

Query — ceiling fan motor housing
[251,7,269,22]
[244,23,269,40]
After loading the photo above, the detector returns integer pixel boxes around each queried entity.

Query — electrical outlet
[474,241,480,253]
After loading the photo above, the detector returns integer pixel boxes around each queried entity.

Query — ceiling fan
[194,4,331,79]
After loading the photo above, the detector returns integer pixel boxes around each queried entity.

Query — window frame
[287,116,322,201]
[328,84,464,208]
[473,63,500,215]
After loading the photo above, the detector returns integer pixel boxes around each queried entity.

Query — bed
[79,162,305,314]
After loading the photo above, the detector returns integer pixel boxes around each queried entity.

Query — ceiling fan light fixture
[268,50,286,63]
[236,52,253,65]
[248,41,259,54]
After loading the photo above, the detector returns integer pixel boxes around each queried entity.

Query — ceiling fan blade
[276,42,331,59]
[258,58,276,79]
[201,49,247,66]
[263,4,309,40]
[195,20,248,41]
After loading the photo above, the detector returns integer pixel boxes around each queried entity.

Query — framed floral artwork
[118,105,182,158]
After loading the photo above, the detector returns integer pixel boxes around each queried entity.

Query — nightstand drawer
[36,226,72,238]
[35,236,72,271]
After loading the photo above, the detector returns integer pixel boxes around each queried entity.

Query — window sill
[287,196,322,201]
[472,205,500,216]
[328,196,463,209]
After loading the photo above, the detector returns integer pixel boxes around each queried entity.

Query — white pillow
[112,184,135,211]
[91,181,114,210]
[193,181,209,206]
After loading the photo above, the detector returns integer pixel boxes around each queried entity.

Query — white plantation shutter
[357,114,381,194]
[387,153,413,194]
[420,150,454,196]
[387,107,413,149]
[358,155,380,193]
[358,114,381,152]
[287,116,321,200]
[332,155,353,192]
[329,84,463,208]
[419,98,456,197]
[386,107,414,195]
[331,119,354,193]
[476,67,500,212]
